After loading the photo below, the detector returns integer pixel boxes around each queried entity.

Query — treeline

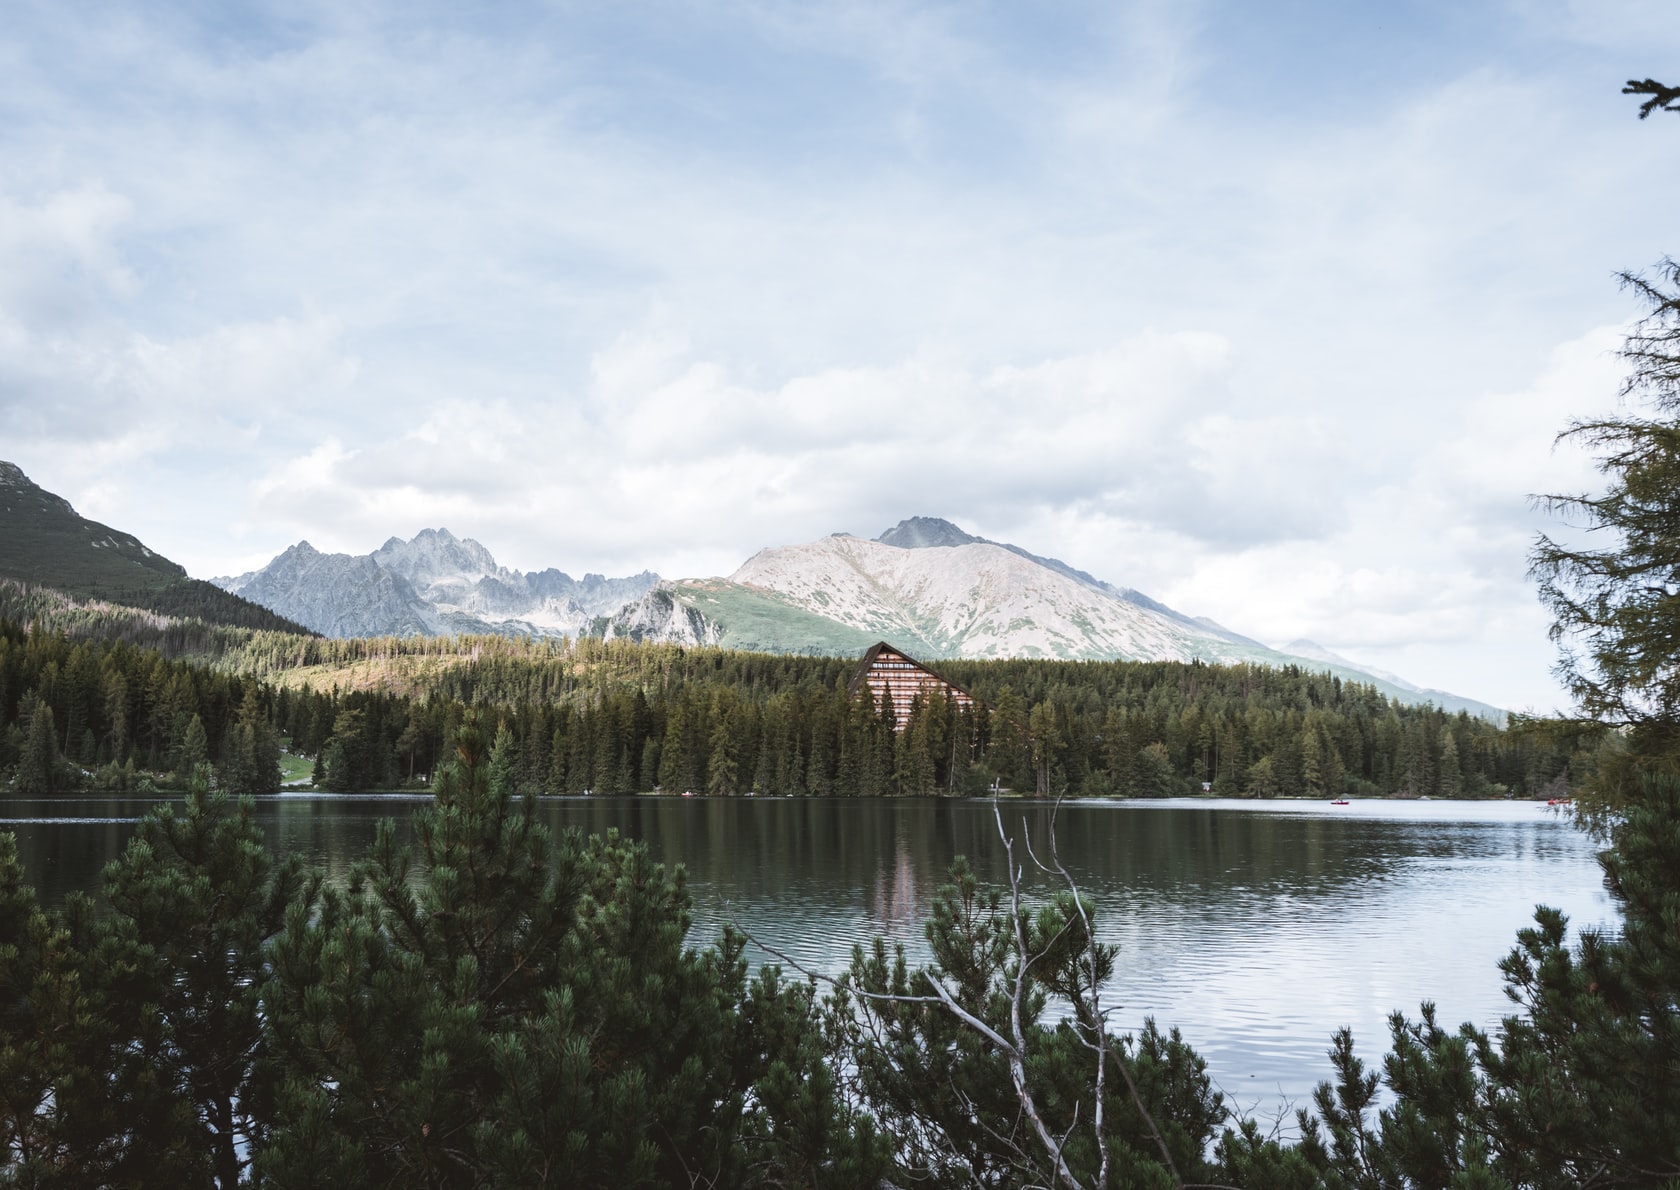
[0,619,283,795]
[84,576,313,634]
[278,641,1580,798]
[2,617,1584,799]
[0,579,317,665]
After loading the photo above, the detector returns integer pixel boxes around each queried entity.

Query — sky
[3,0,1678,712]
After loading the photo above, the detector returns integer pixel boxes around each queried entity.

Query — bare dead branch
[993,801,1086,1190]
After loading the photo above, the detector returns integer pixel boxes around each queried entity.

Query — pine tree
[15,700,58,795]
[179,713,209,779]
[1438,730,1463,798]
[836,854,1227,1186]
[100,763,309,1188]
[0,768,307,1186]
[1290,253,1680,1184]
[259,711,886,1186]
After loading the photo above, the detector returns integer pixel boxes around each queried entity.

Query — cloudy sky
[3,0,1677,710]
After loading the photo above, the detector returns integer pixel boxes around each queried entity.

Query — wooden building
[848,641,979,729]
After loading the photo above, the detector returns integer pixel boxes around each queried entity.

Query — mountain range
[214,530,659,640]
[216,514,1505,719]
[0,461,1510,718]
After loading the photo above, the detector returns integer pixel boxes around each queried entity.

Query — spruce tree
[1438,730,1463,798]
[15,701,58,795]
[179,713,209,778]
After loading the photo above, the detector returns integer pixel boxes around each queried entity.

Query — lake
[2,793,1612,1122]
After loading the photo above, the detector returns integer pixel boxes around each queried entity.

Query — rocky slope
[216,529,658,641]
[221,542,442,638]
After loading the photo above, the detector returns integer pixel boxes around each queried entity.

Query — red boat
[1330,799,1350,806]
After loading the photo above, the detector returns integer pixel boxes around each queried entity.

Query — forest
[0,616,1586,801]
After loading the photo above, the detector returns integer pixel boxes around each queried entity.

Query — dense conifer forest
[0,611,1583,800]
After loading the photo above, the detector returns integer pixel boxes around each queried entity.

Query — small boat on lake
[1330,799,1350,806]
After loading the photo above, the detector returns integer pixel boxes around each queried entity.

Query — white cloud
[1140,325,1631,711]
[1,1,1674,709]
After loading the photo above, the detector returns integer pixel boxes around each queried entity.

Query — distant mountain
[219,542,442,638]
[1274,637,1487,716]
[877,517,1261,646]
[220,512,1504,719]
[0,461,310,633]
[216,529,659,640]
[603,517,1506,720]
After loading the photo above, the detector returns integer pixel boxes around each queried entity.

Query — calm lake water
[2,793,1612,1120]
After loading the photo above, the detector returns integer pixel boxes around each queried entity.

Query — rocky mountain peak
[875,516,985,550]
[220,530,659,641]
[372,528,502,586]
[0,460,75,516]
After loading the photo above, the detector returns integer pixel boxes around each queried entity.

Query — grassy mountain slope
[664,581,884,654]
[0,462,312,634]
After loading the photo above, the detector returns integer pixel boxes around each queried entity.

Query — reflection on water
[0,794,1611,1116]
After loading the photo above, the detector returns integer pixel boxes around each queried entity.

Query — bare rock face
[731,533,1212,661]
[372,528,503,590]
[224,542,442,638]
[0,461,77,518]
[705,517,1504,717]
[529,570,666,618]
[216,530,658,641]
[873,516,984,550]
[602,587,723,647]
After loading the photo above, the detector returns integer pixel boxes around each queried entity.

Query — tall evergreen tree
[15,700,58,795]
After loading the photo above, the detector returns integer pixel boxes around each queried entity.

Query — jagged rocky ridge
[215,529,658,641]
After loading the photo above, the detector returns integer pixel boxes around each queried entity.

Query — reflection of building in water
[848,641,980,730]
[870,837,921,938]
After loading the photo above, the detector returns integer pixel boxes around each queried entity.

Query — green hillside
[0,461,312,634]
[666,581,885,654]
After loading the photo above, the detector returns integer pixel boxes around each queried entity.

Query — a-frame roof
[846,640,983,708]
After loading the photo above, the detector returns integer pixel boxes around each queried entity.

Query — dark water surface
[3,794,1611,1118]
